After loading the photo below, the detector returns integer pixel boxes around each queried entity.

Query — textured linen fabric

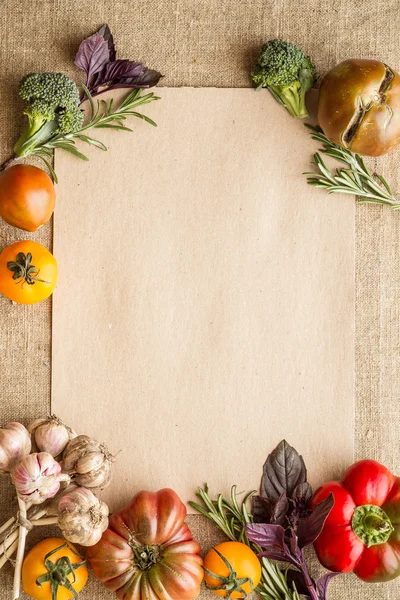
[0,0,400,598]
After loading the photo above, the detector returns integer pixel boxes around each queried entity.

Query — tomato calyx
[131,543,161,571]
[203,547,254,598]
[352,504,394,548]
[7,252,49,287]
[35,542,86,600]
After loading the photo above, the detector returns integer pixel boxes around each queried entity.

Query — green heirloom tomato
[318,59,400,156]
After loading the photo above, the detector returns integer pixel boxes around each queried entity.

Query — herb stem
[299,548,320,600]
[305,125,400,209]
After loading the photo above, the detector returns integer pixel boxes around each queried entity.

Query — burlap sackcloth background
[1,0,400,598]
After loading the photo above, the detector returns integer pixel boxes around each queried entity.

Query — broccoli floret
[57,106,85,134]
[251,40,317,118]
[14,73,84,157]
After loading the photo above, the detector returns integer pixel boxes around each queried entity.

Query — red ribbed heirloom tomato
[312,460,400,582]
[86,488,203,600]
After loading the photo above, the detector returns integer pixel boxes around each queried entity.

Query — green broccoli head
[15,73,83,157]
[19,72,81,109]
[251,40,317,118]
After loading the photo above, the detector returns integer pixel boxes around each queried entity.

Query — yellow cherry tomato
[0,240,57,304]
[203,541,262,598]
[22,537,88,600]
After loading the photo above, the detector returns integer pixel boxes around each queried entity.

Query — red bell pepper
[311,459,400,582]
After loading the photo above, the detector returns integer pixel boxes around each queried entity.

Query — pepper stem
[352,504,394,547]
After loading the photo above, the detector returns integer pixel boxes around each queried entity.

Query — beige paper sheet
[52,88,354,512]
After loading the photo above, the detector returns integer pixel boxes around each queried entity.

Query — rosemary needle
[304,125,400,209]
[28,86,160,182]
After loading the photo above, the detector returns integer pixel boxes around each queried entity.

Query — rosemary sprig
[190,485,300,600]
[28,87,160,182]
[305,125,400,209]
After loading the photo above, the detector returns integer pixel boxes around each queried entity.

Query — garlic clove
[62,435,93,471]
[74,464,113,489]
[99,500,109,518]
[75,450,105,475]
[45,483,80,516]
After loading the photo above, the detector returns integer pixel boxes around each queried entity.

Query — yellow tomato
[203,541,262,598]
[0,240,57,304]
[22,537,88,600]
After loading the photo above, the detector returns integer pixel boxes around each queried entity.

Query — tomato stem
[131,544,160,571]
[204,547,254,598]
[35,543,86,600]
[7,252,50,287]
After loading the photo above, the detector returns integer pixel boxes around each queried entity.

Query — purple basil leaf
[270,492,289,526]
[297,493,334,548]
[91,59,145,90]
[75,33,110,82]
[286,570,311,597]
[258,550,296,565]
[317,572,340,599]
[294,481,313,504]
[288,531,300,557]
[100,59,145,82]
[252,496,272,524]
[290,482,313,527]
[245,523,286,551]
[97,24,116,61]
[109,67,163,89]
[261,440,307,502]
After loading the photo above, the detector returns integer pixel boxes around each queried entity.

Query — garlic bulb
[62,435,114,489]
[58,487,109,546]
[28,415,76,457]
[12,452,70,504]
[0,422,31,473]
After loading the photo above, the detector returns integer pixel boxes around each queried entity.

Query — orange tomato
[203,542,262,598]
[0,164,55,231]
[22,537,88,600]
[0,240,57,304]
